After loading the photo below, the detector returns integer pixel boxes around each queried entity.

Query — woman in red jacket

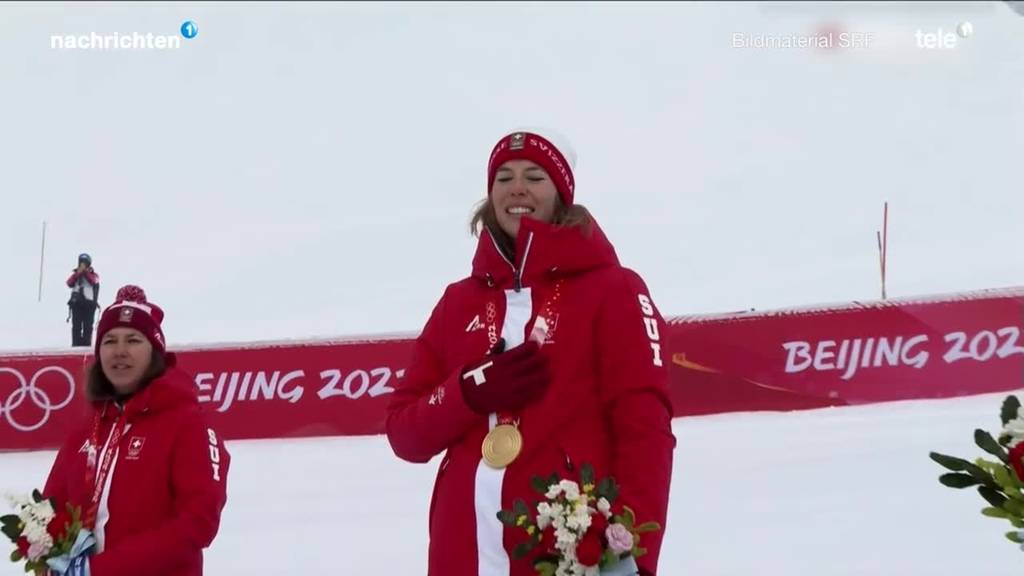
[43,285,230,576]
[387,129,676,576]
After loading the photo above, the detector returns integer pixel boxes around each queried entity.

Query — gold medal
[482,424,523,469]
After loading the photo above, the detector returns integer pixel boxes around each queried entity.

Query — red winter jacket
[67,269,100,289]
[43,361,230,576]
[387,216,676,576]
[67,269,100,302]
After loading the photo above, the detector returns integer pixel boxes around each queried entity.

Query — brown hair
[86,350,167,402]
[469,196,594,259]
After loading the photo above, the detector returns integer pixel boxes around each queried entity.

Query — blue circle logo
[180,21,198,39]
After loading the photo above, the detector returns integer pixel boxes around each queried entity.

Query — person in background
[67,253,100,347]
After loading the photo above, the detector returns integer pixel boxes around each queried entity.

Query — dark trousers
[71,301,97,347]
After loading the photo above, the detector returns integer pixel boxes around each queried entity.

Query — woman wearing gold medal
[386,128,676,576]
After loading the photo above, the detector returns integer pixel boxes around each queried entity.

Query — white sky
[2,1,1022,350]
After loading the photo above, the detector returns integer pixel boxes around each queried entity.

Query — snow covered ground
[2,392,1020,575]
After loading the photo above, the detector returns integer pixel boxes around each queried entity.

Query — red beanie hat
[487,128,577,206]
[95,285,166,356]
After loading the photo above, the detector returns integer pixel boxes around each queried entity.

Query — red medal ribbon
[82,408,128,530]
[488,280,564,428]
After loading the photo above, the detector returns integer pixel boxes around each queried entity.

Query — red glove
[459,339,550,415]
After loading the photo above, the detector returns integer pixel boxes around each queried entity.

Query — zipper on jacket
[487,230,534,293]
[514,233,534,293]
[561,447,575,473]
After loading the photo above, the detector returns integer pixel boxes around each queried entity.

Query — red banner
[174,339,412,441]
[0,354,91,452]
[667,288,1024,416]
[2,288,1021,451]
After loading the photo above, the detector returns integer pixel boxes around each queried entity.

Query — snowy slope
[2,392,1020,575]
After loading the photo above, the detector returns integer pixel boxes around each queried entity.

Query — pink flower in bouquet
[27,540,48,562]
[606,523,634,555]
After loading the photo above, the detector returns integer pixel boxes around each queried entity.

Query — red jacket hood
[94,355,198,422]
[470,215,620,288]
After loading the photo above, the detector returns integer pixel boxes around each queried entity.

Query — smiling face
[489,159,560,239]
[99,327,154,396]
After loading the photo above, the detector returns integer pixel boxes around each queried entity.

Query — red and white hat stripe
[487,130,577,206]
[95,285,167,356]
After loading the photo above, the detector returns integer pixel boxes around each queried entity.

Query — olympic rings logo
[0,367,76,432]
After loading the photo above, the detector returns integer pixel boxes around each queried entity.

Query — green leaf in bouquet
[1006,530,1024,544]
[512,540,536,559]
[962,461,999,488]
[497,510,518,527]
[10,549,21,562]
[597,477,620,503]
[975,430,1010,464]
[975,459,1004,474]
[1,514,21,535]
[989,465,1022,495]
[981,461,1021,497]
[984,506,1012,519]
[929,452,973,472]
[1,522,21,543]
[600,548,619,568]
[1002,396,1021,427]
[531,476,551,495]
[70,504,83,532]
[1001,495,1024,517]
[581,464,595,491]
[939,472,982,488]
[636,521,661,534]
[514,499,530,518]
[620,506,637,530]
[977,486,1008,508]
[534,560,558,576]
